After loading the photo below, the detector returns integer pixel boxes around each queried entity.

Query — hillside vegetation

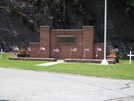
[0,0,134,56]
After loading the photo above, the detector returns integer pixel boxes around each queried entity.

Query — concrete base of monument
[9,57,117,64]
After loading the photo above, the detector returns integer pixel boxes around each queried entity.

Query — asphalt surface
[0,68,134,101]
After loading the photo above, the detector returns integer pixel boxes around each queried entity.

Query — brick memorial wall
[30,26,104,59]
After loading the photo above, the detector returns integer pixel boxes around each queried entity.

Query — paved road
[0,68,134,101]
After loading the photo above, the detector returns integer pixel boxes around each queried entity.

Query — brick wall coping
[82,26,94,28]
[94,43,104,45]
[40,26,94,28]
[40,26,50,28]
[29,42,39,44]
[51,29,82,31]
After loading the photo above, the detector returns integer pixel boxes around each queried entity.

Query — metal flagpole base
[101,59,109,65]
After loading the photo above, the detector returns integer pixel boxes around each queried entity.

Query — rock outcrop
[0,0,134,57]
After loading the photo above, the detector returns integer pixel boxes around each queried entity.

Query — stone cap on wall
[52,29,82,31]
[40,26,94,29]
[40,26,50,28]
[94,43,104,45]
[29,42,39,44]
[83,26,94,28]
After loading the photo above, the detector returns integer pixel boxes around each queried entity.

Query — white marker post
[127,51,134,64]
[0,49,3,59]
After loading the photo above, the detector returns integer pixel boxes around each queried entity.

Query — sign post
[127,51,134,64]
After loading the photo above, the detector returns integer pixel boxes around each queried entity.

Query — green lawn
[0,54,134,80]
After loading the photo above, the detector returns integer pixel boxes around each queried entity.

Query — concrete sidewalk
[0,68,134,101]
[37,60,64,66]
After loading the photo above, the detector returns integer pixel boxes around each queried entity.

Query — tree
[122,0,134,12]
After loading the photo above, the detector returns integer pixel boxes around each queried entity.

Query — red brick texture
[40,26,50,58]
[30,26,104,59]
[51,29,83,59]
[93,43,104,59]
[29,42,40,57]
[83,26,94,59]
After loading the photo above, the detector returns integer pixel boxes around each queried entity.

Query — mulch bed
[9,57,116,64]
[9,57,57,62]
[64,59,116,64]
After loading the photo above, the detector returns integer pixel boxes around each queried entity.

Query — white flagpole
[70,47,72,58]
[14,46,18,55]
[101,0,109,65]
[39,48,40,56]
[129,51,132,64]
[83,48,85,59]
[53,49,54,57]
[14,48,16,55]
[26,47,29,54]
[96,47,98,59]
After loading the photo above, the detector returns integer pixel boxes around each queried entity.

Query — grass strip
[0,54,134,80]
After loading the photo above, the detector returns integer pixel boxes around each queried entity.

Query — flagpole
[39,49,40,56]
[96,46,98,59]
[14,48,16,55]
[26,47,28,57]
[0,49,2,59]
[52,49,54,57]
[70,47,72,58]
[14,46,18,55]
[101,0,109,65]
[83,49,85,59]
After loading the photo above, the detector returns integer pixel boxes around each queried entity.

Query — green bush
[8,6,23,14]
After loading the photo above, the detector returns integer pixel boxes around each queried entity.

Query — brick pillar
[40,26,50,58]
[29,42,40,57]
[83,26,94,59]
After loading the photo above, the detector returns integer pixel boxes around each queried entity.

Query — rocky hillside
[0,0,134,56]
